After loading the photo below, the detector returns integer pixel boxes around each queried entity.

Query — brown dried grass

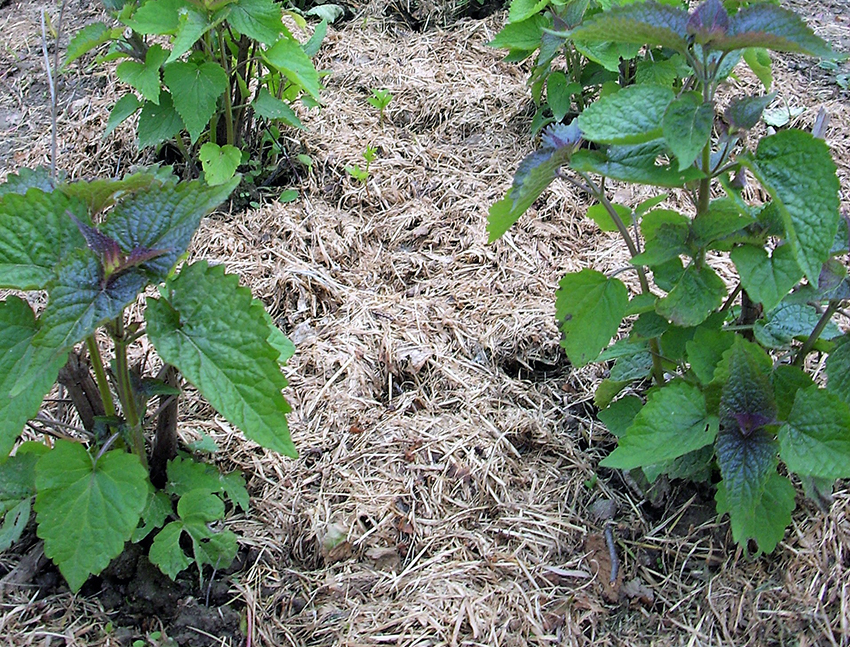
[0,1,849,646]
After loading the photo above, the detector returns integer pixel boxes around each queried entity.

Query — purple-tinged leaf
[125,245,170,269]
[686,0,729,44]
[714,5,836,58]
[724,93,775,131]
[67,212,123,273]
[570,2,690,52]
[541,121,582,150]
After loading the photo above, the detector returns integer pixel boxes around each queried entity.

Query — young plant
[65,0,326,185]
[490,0,847,555]
[0,166,296,590]
[367,88,393,126]
[345,145,377,194]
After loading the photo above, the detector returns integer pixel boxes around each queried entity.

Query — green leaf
[103,178,238,281]
[724,92,775,131]
[34,250,147,349]
[104,94,142,139]
[772,364,814,421]
[59,170,173,215]
[257,303,296,365]
[715,4,837,58]
[730,243,802,313]
[571,141,704,187]
[598,396,643,438]
[0,499,31,552]
[546,71,573,122]
[507,0,549,23]
[779,386,850,480]
[749,129,840,283]
[643,445,714,484]
[146,262,296,457]
[631,209,690,266]
[662,92,714,171]
[165,454,246,507]
[632,311,669,339]
[609,351,653,382]
[586,202,628,232]
[570,2,689,51]
[0,445,42,511]
[656,264,726,327]
[594,379,629,409]
[149,521,192,579]
[0,167,55,197]
[264,34,322,101]
[302,20,327,58]
[652,257,685,292]
[306,5,343,23]
[754,302,841,349]
[488,14,546,50]
[34,442,149,592]
[0,188,88,290]
[691,198,751,247]
[555,269,629,367]
[162,61,228,143]
[635,55,686,86]
[64,22,117,67]
[488,124,580,241]
[178,489,237,572]
[601,381,718,469]
[826,336,850,406]
[577,85,674,145]
[199,143,242,186]
[719,335,776,436]
[574,39,641,74]
[137,93,184,148]
[167,8,213,64]
[252,88,304,130]
[125,0,191,34]
[686,328,736,385]
[716,470,794,555]
[743,48,772,90]
[132,491,173,542]
[229,0,285,44]
[0,298,69,456]
[116,44,168,104]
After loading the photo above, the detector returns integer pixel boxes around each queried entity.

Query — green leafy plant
[0,166,296,591]
[488,0,779,134]
[490,0,847,555]
[346,145,377,194]
[65,0,326,185]
[367,88,393,126]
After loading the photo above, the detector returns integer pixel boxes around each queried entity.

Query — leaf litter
[0,0,849,645]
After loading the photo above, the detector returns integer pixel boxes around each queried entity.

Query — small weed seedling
[491,0,848,555]
[367,88,394,126]
[346,146,377,195]
[0,167,296,590]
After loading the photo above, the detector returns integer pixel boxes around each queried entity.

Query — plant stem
[793,300,840,367]
[217,27,235,146]
[86,335,116,418]
[112,317,147,467]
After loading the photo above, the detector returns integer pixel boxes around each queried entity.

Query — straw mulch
[0,0,849,645]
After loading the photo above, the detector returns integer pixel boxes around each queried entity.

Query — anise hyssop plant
[490,0,849,554]
[0,167,296,590]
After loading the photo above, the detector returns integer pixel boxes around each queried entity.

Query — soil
[1,0,849,646]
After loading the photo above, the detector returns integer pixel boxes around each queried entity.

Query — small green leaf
[631,209,690,266]
[686,328,736,385]
[488,14,546,50]
[779,386,850,479]
[229,0,285,44]
[754,302,841,349]
[146,262,296,457]
[199,143,242,186]
[252,88,304,130]
[609,351,654,382]
[264,34,322,101]
[149,522,192,579]
[125,0,190,34]
[570,2,690,51]
[132,490,173,542]
[662,92,714,171]
[586,202,628,232]
[635,55,686,86]
[165,455,222,498]
[137,93,184,148]
[104,94,142,139]
[306,5,344,23]
[691,198,751,247]
[116,44,168,104]
[643,445,714,484]
[772,365,814,421]
[716,470,794,555]
[303,20,327,58]
[724,93,775,131]
[577,85,674,145]
[162,61,228,143]
[64,22,116,67]
[571,141,704,187]
[731,243,802,313]
[826,336,850,406]
[0,167,55,197]
[656,264,726,327]
[0,188,88,290]
[167,8,213,64]
[555,269,629,367]
[278,189,298,203]
[749,130,840,283]
[507,0,549,23]
[546,71,576,122]
[598,396,643,438]
[743,48,772,90]
[594,379,629,409]
[0,499,31,552]
[187,432,219,454]
[601,381,718,469]
[35,442,149,592]
[0,298,69,456]
[719,335,776,436]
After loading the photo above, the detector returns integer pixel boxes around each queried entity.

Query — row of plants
[490,0,849,554]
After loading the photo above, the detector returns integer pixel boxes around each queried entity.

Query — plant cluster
[65,0,326,185]
[489,0,776,134]
[490,0,849,554]
[0,167,295,590]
